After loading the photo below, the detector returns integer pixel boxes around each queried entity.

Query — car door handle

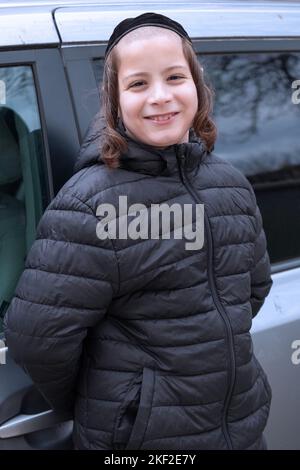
[0,409,73,438]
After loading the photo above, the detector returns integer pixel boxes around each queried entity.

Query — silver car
[0,0,300,450]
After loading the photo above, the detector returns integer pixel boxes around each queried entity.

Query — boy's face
[117,33,198,148]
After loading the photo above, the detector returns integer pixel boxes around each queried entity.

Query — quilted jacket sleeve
[3,187,119,411]
[250,194,273,318]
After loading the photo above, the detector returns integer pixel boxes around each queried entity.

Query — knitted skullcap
[104,12,192,61]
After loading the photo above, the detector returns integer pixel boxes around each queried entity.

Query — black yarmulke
[105,12,192,61]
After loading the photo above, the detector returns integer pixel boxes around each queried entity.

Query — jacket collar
[75,114,207,177]
[116,118,207,177]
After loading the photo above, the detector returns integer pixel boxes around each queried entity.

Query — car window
[0,65,48,332]
[201,52,300,265]
[93,52,300,265]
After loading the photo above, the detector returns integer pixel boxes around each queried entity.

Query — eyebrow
[123,65,188,82]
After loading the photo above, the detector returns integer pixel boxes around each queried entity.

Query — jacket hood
[74,113,208,177]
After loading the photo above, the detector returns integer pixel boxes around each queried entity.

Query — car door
[0,46,80,449]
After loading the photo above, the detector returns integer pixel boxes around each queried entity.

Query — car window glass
[0,65,48,332]
[93,52,300,265]
[201,52,300,265]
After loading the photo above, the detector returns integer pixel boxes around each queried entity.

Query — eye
[128,75,184,89]
[129,81,145,88]
[168,75,184,80]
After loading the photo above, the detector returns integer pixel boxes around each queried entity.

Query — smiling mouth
[145,112,179,122]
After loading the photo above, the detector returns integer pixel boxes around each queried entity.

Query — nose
[147,81,172,105]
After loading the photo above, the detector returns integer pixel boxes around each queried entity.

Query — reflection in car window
[93,52,300,265]
[0,66,48,332]
[202,52,300,264]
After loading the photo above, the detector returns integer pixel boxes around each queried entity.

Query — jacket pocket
[253,355,272,402]
[113,366,155,450]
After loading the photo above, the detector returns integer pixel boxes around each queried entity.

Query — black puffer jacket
[4,115,273,450]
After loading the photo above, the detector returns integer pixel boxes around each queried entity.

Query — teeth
[149,113,175,121]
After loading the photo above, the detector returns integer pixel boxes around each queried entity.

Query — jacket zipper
[175,145,235,450]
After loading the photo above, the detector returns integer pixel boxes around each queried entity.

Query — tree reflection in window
[202,52,300,264]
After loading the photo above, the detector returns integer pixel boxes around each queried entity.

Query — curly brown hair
[100,32,217,169]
